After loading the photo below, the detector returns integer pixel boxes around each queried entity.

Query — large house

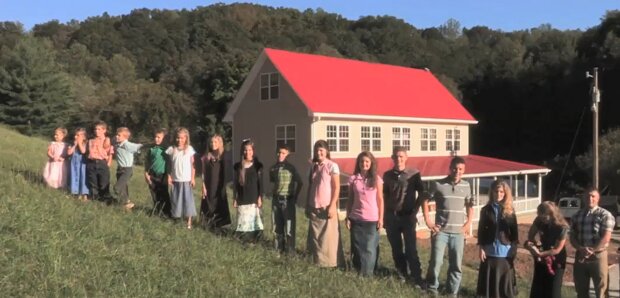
[223,48,550,229]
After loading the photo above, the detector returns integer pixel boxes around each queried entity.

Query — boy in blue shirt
[114,127,143,209]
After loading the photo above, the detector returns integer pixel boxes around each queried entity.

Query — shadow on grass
[10,167,46,186]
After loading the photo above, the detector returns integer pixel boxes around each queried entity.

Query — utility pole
[587,67,600,189]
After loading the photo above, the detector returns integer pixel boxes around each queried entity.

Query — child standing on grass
[113,127,143,210]
[166,127,197,229]
[269,144,302,254]
[67,128,89,200]
[87,121,114,202]
[233,139,264,243]
[43,127,69,189]
[201,134,231,230]
[145,129,171,217]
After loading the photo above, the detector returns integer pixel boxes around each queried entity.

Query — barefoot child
[67,128,89,200]
[145,129,171,216]
[87,121,113,201]
[166,127,197,229]
[113,127,143,209]
[43,127,69,189]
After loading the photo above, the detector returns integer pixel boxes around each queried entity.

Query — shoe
[124,202,135,209]
[187,225,192,230]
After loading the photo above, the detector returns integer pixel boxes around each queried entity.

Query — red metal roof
[333,154,549,179]
[264,48,476,122]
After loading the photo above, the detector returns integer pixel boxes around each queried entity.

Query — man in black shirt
[383,146,425,286]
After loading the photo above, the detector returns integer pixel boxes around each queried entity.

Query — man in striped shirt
[570,188,615,298]
[422,156,473,296]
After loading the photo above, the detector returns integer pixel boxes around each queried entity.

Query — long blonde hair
[488,180,514,216]
[537,201,569,229]
[207,134,224,159]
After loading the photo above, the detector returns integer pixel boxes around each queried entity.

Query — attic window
[260,73,279,100]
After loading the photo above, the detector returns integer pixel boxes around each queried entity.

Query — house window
[392,127,410,151]
[276,125,296,152]
[326,125,349,152]
[361,126,381,152]
[260,73,279,100]
[421,128,437,151]
[446,129,461,152]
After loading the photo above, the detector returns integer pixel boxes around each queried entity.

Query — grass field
[0,125,549,297]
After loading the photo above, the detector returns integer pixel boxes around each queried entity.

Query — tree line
[1,3,619,195]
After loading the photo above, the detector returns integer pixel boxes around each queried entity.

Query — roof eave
[312,112,478,125]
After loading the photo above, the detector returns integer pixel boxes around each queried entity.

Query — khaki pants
[307,209,342,267]
[574,250,608,298]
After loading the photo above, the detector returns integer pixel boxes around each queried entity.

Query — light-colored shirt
[348,174,383,222]
[430,177,473,234]
[308,159,339,209]
[166,146,196,182]
[114,140,142,168]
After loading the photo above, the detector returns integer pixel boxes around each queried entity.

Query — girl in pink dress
[43,127,69,189]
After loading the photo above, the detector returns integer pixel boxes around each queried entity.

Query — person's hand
[426,220,439,235]
[461,223,471,236]
[377,219,383,231]
[144,173,152,185]
[167,175,172,186]
[233,200,238,208]
[257,196,262,208]
[190,178,195,188]
[327,205,338,219]
[479,247,487,262]
[201,185,207,198]
[345,218,351,230]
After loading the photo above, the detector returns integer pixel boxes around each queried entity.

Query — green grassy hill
[0,126,504,297]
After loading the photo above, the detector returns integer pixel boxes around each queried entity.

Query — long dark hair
[312,139,330,163]
[353,151,377,188]
[238,139,258,186]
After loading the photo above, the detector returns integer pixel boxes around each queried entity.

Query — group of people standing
[43,126,616,297]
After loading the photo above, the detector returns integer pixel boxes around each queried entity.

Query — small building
[223,48,550,229]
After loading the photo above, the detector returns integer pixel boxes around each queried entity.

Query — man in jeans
[383,146,425,286]
[269,144,303,255]
[423,156,473,296]
[570,188,615,298]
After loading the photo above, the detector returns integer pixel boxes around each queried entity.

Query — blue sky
[1,0,618,31]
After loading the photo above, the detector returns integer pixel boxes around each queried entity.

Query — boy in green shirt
[145,129,171,216]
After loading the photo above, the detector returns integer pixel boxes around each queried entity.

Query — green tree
[0,36,74,135]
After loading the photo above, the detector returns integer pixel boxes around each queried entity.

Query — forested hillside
[1,3,620,193]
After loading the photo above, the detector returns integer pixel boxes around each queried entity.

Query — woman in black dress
[201,134,231,231]
[525,201,569,298]
[476,180,519,298]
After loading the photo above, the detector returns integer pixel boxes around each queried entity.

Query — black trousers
[149,173,171,217]
[86,159,110,201]
[272,195,296,253]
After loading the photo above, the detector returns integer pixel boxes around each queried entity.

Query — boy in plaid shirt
[269,144,302,255]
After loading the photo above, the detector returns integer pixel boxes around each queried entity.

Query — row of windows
[274,124,461,153]
[328,125,460,153]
